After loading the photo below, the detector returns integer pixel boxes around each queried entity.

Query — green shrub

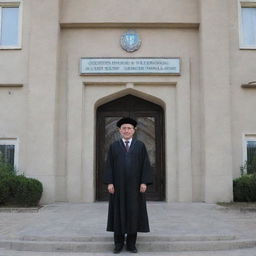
[0,178,10,203]
[233,173,256,202]
[247,155,256,174]
[14,176,43,207]
[0,157,43,207]
[0,156,16,179]
[0,175,43,207]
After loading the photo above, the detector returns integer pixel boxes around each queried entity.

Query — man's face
[119,123,135,140]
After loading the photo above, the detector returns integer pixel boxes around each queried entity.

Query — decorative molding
[83,81,176,86]
[241,81,256,88]
[83,82,124,86]
[134,82,176,86]
[0,1,20,7]
[121,30,141,52]
[60,22,199,29]
[240,0,256,8]
[0,83,23,87]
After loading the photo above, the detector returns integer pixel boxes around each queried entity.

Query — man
[103,117,153,254]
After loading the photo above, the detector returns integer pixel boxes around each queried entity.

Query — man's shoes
[113,244,123,254]
[126,246,138,253]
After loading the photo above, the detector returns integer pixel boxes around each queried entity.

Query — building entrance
[96,94,165,201]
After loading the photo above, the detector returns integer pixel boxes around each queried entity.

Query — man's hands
[108,184,115,194]
[108,184,147,194]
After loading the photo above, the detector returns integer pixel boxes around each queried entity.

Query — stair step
[18,234,237,242]
[0,238,255,252]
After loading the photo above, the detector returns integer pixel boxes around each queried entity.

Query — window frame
[0,138,19,169]
[0,0,22,49]
[238,0,256,49]
[242,134,256,174]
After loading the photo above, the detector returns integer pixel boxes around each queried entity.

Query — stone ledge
[240,207,256,212]
[241,81,256,88]
[217,202,256,212]
[0,84,23,87]
[60,22,200,29]
[0,238,256,252]
[0,207,42,213]
[18,234,237,242]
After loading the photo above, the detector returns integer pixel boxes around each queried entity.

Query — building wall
[1,0,255,204]
[229,0,256,179]
[60,0,199,25]
[0,0,60,203]
[56,27,199,202]
[56,0,202,203]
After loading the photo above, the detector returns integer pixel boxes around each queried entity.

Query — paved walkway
[0,202,256,255]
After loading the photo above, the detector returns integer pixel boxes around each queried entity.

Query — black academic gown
[103,139,153,235]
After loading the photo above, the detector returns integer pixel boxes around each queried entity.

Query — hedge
[0,175,43,207]
[0,158,43,207]
[233,173,256,202]
[0,158,15,179]
[0,179,10,203]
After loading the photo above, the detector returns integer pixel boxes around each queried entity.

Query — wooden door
[96,95,165,201]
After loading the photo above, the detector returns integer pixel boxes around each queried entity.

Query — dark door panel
[96,95,165,201]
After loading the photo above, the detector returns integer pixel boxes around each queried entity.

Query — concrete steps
[0,235,256,253]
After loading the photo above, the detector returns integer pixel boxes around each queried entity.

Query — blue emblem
[121,30,141,52]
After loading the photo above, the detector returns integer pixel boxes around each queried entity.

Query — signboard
[80,58,180,75]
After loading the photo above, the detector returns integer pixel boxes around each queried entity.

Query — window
[243,135,256,174]
[0,139,18,168]
[241,6,256,47]
[0,1,21,48]
[239,1,256,48]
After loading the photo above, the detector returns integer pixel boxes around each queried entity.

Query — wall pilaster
[199,0,233,203]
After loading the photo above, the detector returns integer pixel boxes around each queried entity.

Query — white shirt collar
[122,138,132,145]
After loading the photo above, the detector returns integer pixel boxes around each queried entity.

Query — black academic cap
[116,117,137,128]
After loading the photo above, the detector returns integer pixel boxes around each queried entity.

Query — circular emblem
[121,30,141,52]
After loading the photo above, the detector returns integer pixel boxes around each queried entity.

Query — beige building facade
[0,0,256,204]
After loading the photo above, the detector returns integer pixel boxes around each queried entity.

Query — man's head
[117,117,137,140]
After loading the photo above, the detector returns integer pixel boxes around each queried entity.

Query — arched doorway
[96,94,165,201]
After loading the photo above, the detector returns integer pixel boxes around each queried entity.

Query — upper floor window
[241,7,256,47]
[0,1,21,48]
